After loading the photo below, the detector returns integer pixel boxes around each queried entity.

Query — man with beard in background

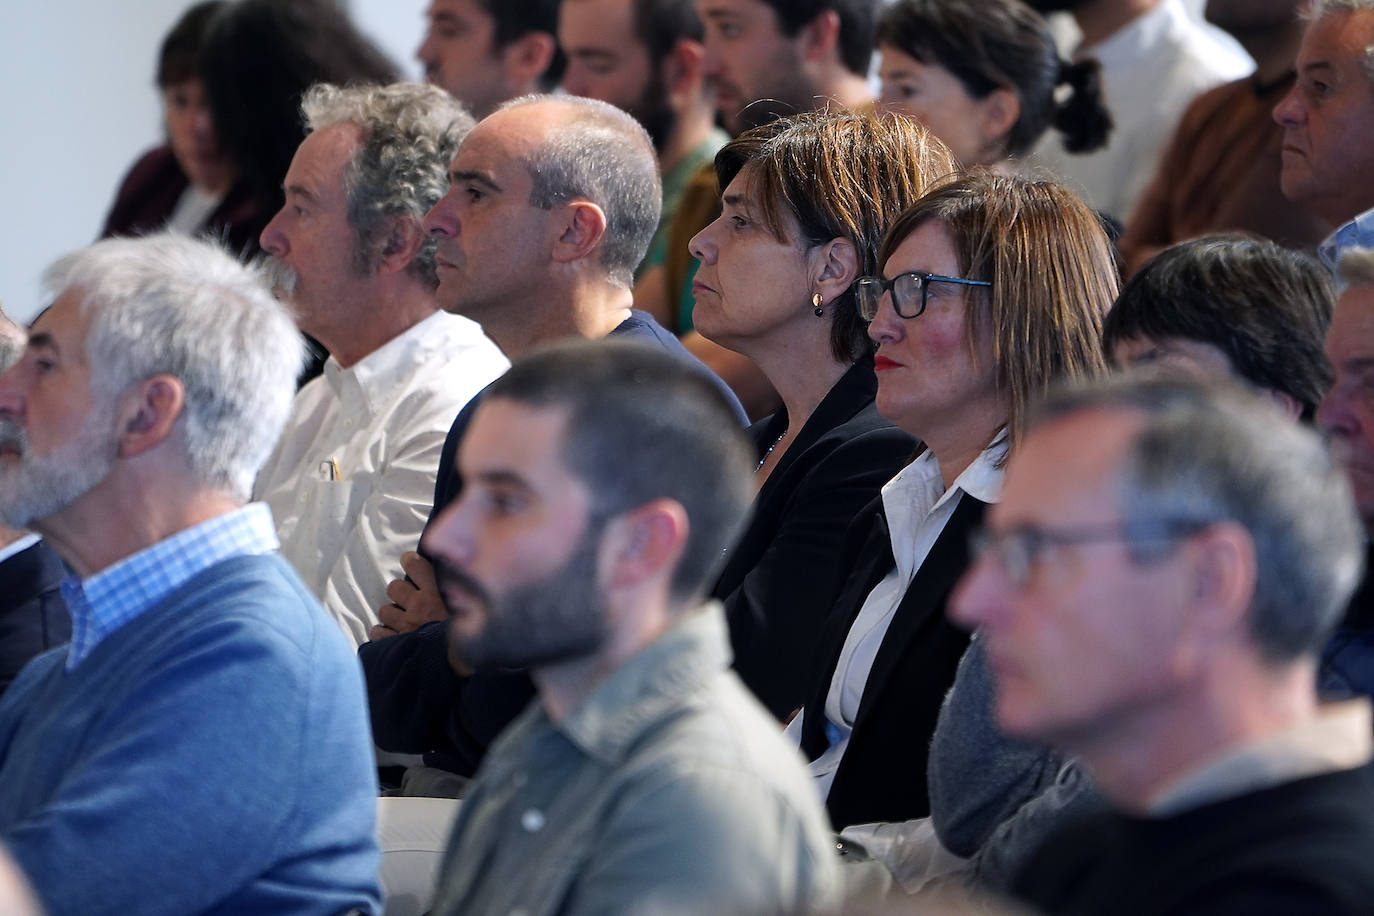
[558,0,729,327]
[423,339,839,916]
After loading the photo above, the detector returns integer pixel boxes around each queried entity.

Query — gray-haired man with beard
[422,338,839,916]
[254,81,508,647]
[0,232,381,914]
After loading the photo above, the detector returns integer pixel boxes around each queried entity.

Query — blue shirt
[62,503,278,669]
[1319,207,1374,282]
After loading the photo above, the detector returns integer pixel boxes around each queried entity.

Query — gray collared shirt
[429,603,840,916]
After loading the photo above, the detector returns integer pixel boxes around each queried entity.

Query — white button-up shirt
[1030,0,1252,221]
[254,310,508,646]
[788,437,1006,801]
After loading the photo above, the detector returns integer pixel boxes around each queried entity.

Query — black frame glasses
[970,518,1213,588]
[854,271,991,321]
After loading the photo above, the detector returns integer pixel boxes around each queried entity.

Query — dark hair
[1103,236,1334,420]
[714,110,959,364]
[763,0,880,78]
[631,0,704,61]
[474,0,566,87]
[877,0,1110,157]
[198,0,398,217]
[157,1,224,88]
[486,339,755,603]
[1032,375,1363,663]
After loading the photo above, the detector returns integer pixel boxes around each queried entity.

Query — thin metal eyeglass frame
[854,271,992,321]
[970,518,1213,588]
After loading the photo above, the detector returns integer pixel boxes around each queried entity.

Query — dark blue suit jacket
[362,310,747,775]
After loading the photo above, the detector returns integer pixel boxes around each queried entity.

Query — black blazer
[713,357,915,719]
[800,492,985,831]
[0,539,71,696]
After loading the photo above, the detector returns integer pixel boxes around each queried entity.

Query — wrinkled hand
[368,552,449,641]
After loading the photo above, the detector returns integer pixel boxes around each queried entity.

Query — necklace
[756,428,787,472]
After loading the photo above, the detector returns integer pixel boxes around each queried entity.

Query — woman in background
[794,172,1118,832]
[198,0,397,238]
[101,1,267,258]
[876,0,1110,171]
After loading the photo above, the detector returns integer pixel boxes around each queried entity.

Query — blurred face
[417,0,514,119]
[163,78,234,195]
[422,398,608,670]
[696,0,813,133]
[258,123,365,343]
[0,289,119,530]
[878,44,996,165]
[951,408,1196,749]
[423,105,559,334]
[1111,335,1237,381]
[866,220,1000,438]
[688,165,816,355]
[558,0,673,150]
[1273,10,1374,225]
[1318,285,1374,535]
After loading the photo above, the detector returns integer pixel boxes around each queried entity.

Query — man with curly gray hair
[255,81,508,646]
[0,232,382,914]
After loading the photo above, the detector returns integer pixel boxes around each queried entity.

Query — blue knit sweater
[0,553,381,915]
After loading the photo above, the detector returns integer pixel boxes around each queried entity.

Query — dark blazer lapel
[799,504,896,758]
[716,358,879,597]
[850,492,987,730]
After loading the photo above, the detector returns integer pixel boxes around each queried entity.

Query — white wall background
[0,0,1214,326]
[0,0,422,325]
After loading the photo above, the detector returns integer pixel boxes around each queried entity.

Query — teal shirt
[638,128,730,284]
[430,603,840,916]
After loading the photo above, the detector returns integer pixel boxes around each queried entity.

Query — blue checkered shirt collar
[60,503,280,670]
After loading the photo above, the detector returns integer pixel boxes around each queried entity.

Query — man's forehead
[462,398,573,474]
[995,409,1141,524]
[286,124,360,196]
[459,107,546,161]
[428,0,488,24]
[699,0,767,16]
[1303,9,1374,68]
[560,0,634,45]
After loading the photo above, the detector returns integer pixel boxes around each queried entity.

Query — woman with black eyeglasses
[686,110,958,721]
[789,171,1117,832]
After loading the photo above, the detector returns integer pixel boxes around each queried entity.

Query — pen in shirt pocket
[318,458,343,481]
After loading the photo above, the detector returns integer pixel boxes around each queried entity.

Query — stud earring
[812,292,824,317]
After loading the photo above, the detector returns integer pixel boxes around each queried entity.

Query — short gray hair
[1339,245,1374,288]
[1308,0,1374,83]
[499,95,661,288]
[1032,375,1364,664]
[41,233,304,502]
[302,82,475,287]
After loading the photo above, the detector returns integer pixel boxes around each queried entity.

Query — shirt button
[520,809,545,832]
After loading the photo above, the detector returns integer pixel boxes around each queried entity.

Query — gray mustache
[0,417,26,455]
[257,255,300,297]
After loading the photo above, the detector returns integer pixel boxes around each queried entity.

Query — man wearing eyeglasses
[951,375,1374,914]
